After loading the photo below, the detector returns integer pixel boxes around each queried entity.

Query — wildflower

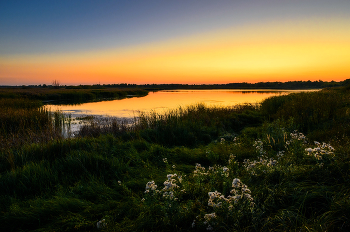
[145,180,157,191]
[141,198,145,202]
[214,202,222,208]
[242,187,251,194]
[305,148,313,154]
[230,189,237,195]
[232,178,241,188]
[172,164,176,169]
[267,159,277,167]
[208,191,221,200]
[244,193,254,201]
[228,154,236,164]
[163,158,168,163]
[118,180,121,185]
[220,138,225,144]
[163,175,179,191]
[277,151,285,159]
[204,213,216,221]
[167,174,176,180]
[230,195,240,204]
[96,219,107,229]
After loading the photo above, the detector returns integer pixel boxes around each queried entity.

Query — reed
[77,103,262,147]
[0,98,63,154]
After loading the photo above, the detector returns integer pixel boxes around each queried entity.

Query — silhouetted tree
[52,80,60,89]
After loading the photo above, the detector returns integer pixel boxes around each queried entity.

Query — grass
[0,87,350,231]
[0,87,149,104]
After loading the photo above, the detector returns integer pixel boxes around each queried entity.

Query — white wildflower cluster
[243,155,278,175]
[207,178,254,209]
[276,151,285,159]
[197,178,254,230]
[230,178,254,203]
[231,136,241,146]
[144,174,184,202]
[204,212,216,221]
[253,140,266,155]
[220,138,225,144]
[193,163,229,177]
[228,154,236,165]
[203,213,216,231]
[290,131,307,141]
[163,158,168,163]
[145,180,158,193]
[163,174,180,191]
[305,141,335,161]
[286,131,307,146]
[207,191,223,208]
[193,163,207,176]
[222,166,229,177]
[96,219,107,229]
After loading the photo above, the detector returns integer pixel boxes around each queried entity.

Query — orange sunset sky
[1,1,350,85]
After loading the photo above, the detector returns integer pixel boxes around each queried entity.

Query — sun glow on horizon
[1,18,350,85]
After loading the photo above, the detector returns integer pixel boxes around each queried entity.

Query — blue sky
[1,0,349,55]
[1,0,350,85]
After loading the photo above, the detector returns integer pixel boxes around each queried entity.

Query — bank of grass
[0,87,350,231]
[0,87,149,103]
[0,98,64,153]
[77,103,262,147]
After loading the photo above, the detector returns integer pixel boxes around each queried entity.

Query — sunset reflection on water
[45,89,316,118]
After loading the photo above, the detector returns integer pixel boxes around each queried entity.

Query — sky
[1,0,350,85]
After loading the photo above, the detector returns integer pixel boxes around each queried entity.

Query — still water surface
[46,89,317,118]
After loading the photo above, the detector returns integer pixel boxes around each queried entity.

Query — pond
[45,89,317,118]
[45,89,318,136]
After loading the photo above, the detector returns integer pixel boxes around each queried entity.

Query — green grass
[0,87,350,231]
[0,87,149,104]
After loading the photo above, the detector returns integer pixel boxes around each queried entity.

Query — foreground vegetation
[0,87,350,231]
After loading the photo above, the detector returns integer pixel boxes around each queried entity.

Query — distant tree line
[2,79,350,90]
[100,79,350,90]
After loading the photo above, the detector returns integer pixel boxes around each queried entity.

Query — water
[45,89,318,135]
[45,89,316,118]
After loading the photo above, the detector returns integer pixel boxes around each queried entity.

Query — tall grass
[78,103,262,147]
[0,98,63,152]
